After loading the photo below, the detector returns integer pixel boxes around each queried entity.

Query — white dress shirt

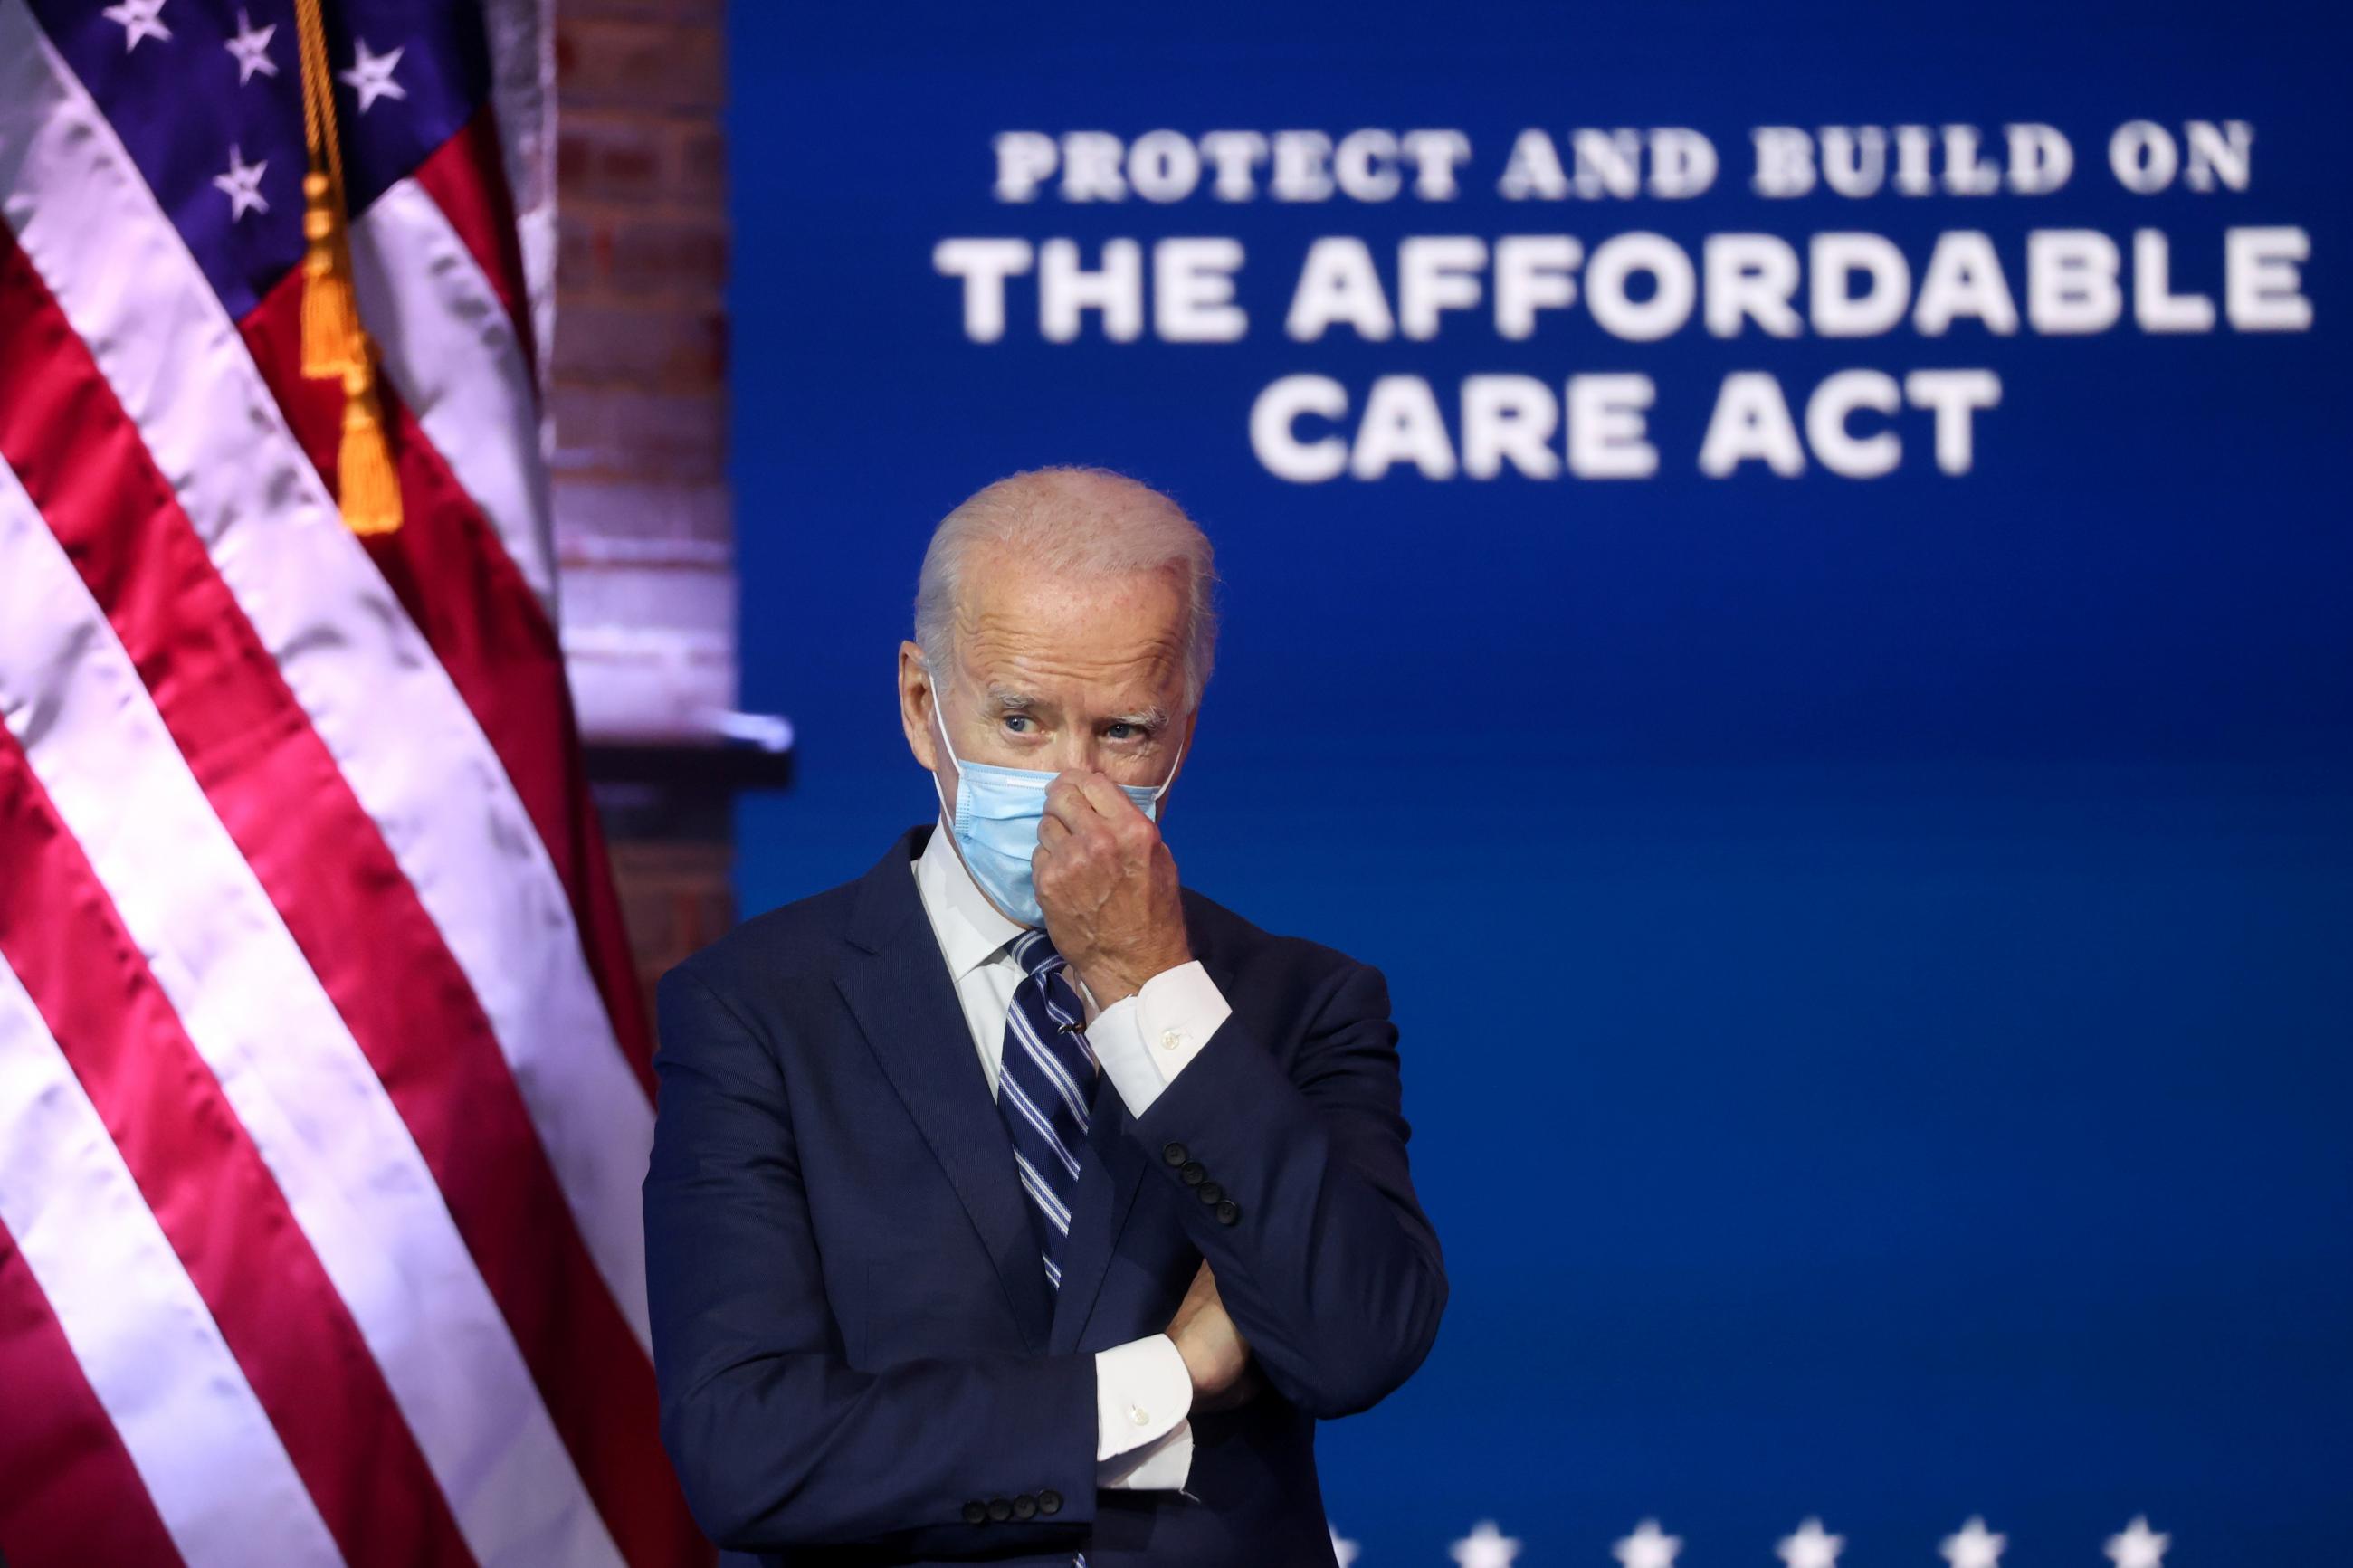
[911,820,1235,1491]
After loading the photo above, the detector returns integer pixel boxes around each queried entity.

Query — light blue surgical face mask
[929,688,1182,928]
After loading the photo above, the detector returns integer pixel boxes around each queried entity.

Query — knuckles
[1034,771,1169,898]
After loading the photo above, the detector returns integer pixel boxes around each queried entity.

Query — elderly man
[644,468,1445,1567]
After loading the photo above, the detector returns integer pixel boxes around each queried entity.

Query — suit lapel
[1048,899,1231,1354]
[834,829,1055,1351]
[1048,1075,1149,1354]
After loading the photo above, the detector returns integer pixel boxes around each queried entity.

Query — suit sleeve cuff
[1090,962,1234,1117]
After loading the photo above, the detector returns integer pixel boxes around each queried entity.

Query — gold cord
[291,0,400,535]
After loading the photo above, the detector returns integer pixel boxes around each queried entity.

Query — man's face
[900,547,1195,814]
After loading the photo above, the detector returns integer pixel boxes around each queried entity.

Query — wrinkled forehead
[948,547,1190,702]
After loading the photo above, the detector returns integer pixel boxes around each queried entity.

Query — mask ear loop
[926,668,965,828]
[1148,736,1187,803]
[1146,717,1191,804]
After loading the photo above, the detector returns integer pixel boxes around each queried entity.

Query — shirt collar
[913,816,1026,979]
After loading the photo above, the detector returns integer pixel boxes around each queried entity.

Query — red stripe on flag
[242,262,660,1100]
[0,733,474,1568]
[0,1219,186,1568]
[411,108,540,382]
[0,237,705,1568]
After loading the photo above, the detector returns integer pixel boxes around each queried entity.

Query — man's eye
[1003,715,1031,733]
[1105,723,1140,741]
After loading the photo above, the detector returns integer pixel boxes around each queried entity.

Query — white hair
[914,466,1220,706]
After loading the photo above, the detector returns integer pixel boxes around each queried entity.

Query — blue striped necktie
[996,928,1098,1291]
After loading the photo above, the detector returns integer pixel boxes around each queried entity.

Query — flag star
[1613,1519,1682,1568]
[1940,1516,2007,1568]
[212,145,270,222]
[224,9,277,83]
[338,37,407,114]
[102,0,171,52]
[1449,1519,1521,1568]
[2105,1516,2171,1568]
[1778,1517,1846,1568]
[1329,1524,1360,1567]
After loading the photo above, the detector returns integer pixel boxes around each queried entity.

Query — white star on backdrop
[1940,1516,2007,1568]
[1449,1519,1520,1568]
[223,9,277,83]
[1613,1518,1682,1568]
[339,38,407,114]
[211,145,269,222]
[2105,1516,2170,1568]
[1777,1516,1845,1568]
[1329,1524,1359,1567]
[102,0,171,52]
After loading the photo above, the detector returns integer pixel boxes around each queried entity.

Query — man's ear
[899,641,940,774]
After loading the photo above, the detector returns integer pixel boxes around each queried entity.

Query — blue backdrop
[723,3,2350,1562]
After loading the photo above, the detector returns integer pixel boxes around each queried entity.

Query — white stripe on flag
[0,7,655,1349]
[0,457,624,1568]
[352,177,558,611]
[0,957,344,1568]
[475,0,557,388]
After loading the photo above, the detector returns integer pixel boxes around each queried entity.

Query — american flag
[0,2,707,1564]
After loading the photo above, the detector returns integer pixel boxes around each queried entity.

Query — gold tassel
[337,362,401,537]
[293,0,402,534]
[300,173,360,378]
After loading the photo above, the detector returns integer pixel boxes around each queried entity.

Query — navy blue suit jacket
[643,827,1446,1566]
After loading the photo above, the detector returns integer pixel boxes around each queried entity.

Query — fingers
[1072,770,1143,825]
[1171,1261,1215,1316]
[1043,772,1108,832]
[1174,1267,1259,1414]
[1043,771,1155,847]
[1175,1260,1215,1311]
[1041,774,1093,837]
[1195,1362,1264,1416]
[1167,1259,1215,1337]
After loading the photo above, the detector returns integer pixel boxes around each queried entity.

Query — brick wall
[549,0,741,1001]
[607,838,736,1031]
[552,0,734,744]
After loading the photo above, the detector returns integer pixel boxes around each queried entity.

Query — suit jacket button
[1215,1199,1240,1225]
[1161,1141,1188,1166]
[1038,1488,1064,1516]
[962,1501,986,1525]
[1179,1160,1205,1186]
[1196,1181,1224,1204]
[1013,1494,1038,1520]
[986,1497,1013,1523]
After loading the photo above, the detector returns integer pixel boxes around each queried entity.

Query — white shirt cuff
[1094,1334,1194,1491]
[1088,961,1233,1117]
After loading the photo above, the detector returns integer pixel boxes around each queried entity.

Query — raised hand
[1034,770,1191,1005]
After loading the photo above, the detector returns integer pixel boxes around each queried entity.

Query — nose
[1041,731,1132,780]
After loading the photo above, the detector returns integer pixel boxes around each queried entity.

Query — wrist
[1167,1325,1210,1395]
[1079,947,1192,1010]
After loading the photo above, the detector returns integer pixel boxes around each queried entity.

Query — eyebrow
[983,684,1041,713]
[983,685,1168,732]
[1105,705,1171,732]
